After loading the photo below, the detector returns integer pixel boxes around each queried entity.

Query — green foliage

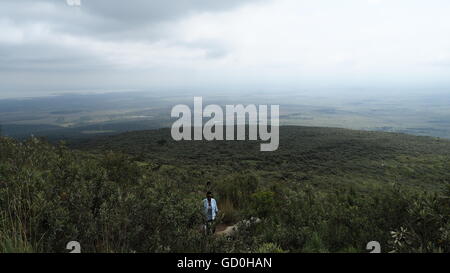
[302,232,328,253]
[0,137,206,252]
[219,198,239,225]
[255,242,286,253]
[389,192,450,253]
[1,126,449,253]
[216,174,259,209]
[249,191,277,218]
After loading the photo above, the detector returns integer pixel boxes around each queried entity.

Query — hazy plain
[0,90,449,140]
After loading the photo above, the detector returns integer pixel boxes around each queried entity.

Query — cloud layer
[1,0,450,97]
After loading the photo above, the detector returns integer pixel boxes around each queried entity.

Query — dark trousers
[205,220,216,235]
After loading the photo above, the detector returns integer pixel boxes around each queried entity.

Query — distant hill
[1,120,170,141]
[72,126,450,192]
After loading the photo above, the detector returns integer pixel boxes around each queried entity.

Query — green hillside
[1,126,449,253]
[73,126,450,192]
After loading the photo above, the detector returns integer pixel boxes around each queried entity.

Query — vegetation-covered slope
[74,126,450,192]
[1,126,449,253]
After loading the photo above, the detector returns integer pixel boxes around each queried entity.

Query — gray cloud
[1,0,450,97]
[82,0,261,25]
[0,43,107,72]
[1,0,263,40]
[0,0,253,88]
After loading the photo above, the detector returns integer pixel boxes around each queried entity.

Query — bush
[216,173,259,210]
[255,242,286,253]
[249,191,277,218]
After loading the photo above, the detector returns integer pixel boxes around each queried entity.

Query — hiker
[203,191,219,235]
[205,181,213,193]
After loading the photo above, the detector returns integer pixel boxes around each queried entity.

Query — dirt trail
[214,218,262,236]
[215,223,237,236]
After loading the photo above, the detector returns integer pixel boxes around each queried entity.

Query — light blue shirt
[203,198,219,221]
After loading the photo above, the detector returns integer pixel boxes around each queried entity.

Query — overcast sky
[1,0,450,98]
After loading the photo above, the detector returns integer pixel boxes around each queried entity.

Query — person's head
[206,191,212,201]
